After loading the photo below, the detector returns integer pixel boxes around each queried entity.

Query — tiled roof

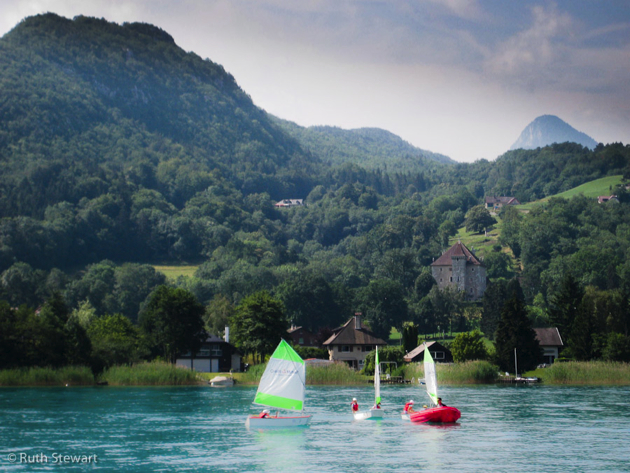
[431,241,482,266]
[322,318,387,346]
[485,196,520,205]
[534,328,563,347]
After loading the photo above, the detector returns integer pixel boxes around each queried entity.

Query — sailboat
[353,346,383,420]
[408,342,461,423]
[245,339,312,428]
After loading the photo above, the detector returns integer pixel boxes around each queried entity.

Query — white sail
[423,343,438,406]
[374,346,381,405]
[253,339,306,411]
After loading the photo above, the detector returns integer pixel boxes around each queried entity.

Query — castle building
[431,241,486,301]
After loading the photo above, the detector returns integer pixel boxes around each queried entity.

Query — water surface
[1,384,629,472]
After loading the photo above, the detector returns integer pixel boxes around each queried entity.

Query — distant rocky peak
[510,115,597,150]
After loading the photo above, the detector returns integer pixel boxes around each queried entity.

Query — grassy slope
[153,265,198,279]
[517,175,623,210]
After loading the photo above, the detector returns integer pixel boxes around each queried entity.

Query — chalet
[431,241,486,301]
[485,196,521,211]
[597,195,619,204]
[275,199,304,208]
[176,334,241,373]
[286,325,319,347]
[322,315,387,370]
[534,328,563,365]
[404,341,453,363]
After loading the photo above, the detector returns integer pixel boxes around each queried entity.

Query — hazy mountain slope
[0,13,317,214]
[273,117,454,172]
[511,115,598,150]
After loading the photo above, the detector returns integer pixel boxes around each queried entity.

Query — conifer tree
[494,281,542,373]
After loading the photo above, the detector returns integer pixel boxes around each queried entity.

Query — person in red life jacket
[351,398,359,413]
[259,409,270,418]
[437,398,447,407]
[403,400,415,414]
[372,402,381,409]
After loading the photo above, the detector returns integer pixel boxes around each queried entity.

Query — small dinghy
[409,342,461,424]
[245,339,311,429]
[353,346,383,420]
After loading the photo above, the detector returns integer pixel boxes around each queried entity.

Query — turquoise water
[1,384,629,472]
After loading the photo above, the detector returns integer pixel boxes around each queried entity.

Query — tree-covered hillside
[272,116,454,171]
[2,14,630,366]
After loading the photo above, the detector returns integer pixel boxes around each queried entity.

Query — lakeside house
[534,328,563,364]
[176,333,241,372]
[286,325,319,347]
[403,341,453,363]
[431,241,487,301]
[322,315,387,370]
[485,196,521,211]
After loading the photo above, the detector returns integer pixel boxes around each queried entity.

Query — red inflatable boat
[409,406,461,423]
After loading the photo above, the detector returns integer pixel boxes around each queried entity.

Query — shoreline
[2,360,630,387]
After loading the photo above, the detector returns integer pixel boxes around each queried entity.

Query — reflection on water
[1,384,630,472]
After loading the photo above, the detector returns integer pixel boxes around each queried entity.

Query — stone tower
[430,241,486,301]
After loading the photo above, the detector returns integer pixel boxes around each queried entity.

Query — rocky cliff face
[511,115,598,150]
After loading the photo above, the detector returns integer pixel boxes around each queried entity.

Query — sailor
[437,398,447,407]
[403,400,415,413]
[372,402,381,409]
[351,398,359,412]
[259,409,271,418]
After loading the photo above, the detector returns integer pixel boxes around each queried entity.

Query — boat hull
[245,415,311,429]
[353,409,383,420]
[401,413,410,421]
[409,406,461,424]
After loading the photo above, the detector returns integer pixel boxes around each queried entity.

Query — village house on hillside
[322,315,387,370]
[534,328,563,365]
[598,195,619,204]
[403,341,453,363]
[274,199,304,208]
[431,241,487,301]
[176,334,241,373]
[485,196,521,211]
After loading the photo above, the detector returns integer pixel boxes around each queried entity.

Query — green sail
[253,339,306,412]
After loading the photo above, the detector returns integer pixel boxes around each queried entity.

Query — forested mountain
[2,14,630,364]
[511,115,598,151]
[272,117,455,171]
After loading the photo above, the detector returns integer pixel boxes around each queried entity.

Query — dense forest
[2,14,630,370]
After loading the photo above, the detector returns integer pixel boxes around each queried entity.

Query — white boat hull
[245,415,311,429]
[354,409,384,421]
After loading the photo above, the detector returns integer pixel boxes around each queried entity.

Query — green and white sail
[374,346,381,406]
[423,343,438,406]
[253,339,306,411]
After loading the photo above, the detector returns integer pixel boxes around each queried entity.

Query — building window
[472,268,474,272]
[433,351,445,360]
[211,345,222,356]
[341,345,351,352]
[299,337,304,345]
[199,349,210,357]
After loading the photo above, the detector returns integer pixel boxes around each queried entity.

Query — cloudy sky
[2,1,629,162]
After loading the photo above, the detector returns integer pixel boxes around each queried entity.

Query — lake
[1,384,629,472]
